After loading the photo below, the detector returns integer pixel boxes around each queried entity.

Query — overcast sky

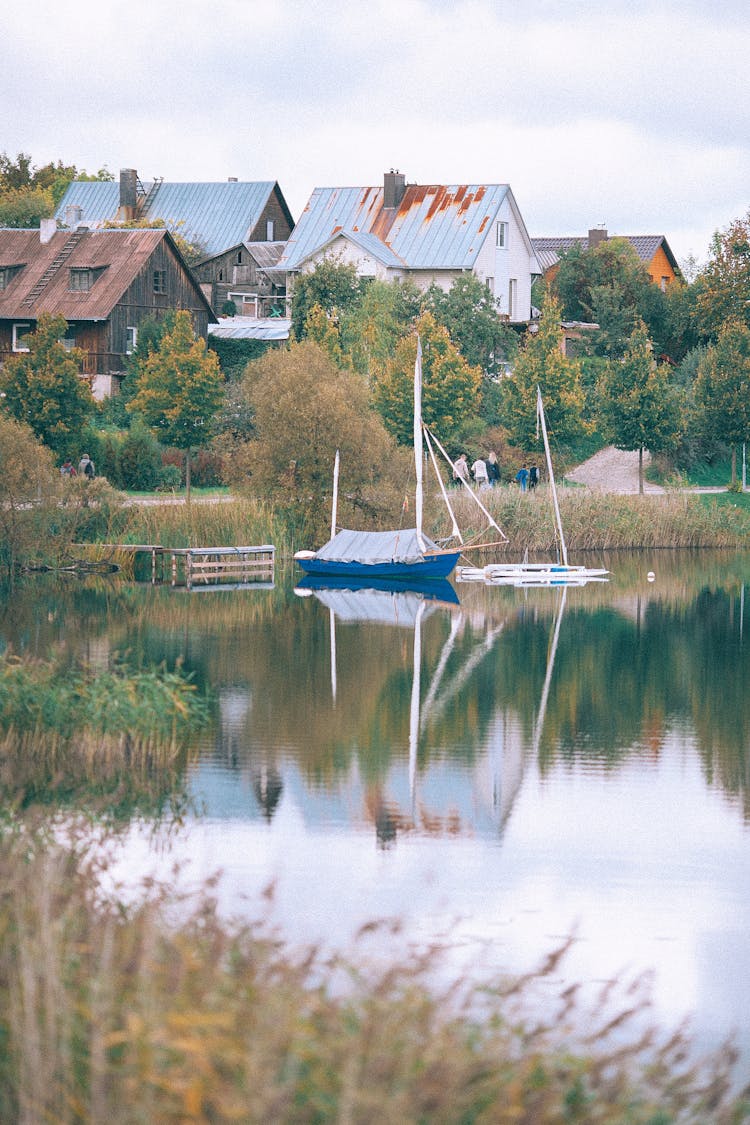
[4,0,749,267]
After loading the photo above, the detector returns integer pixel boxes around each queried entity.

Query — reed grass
[111,497,296,556]
[0,657,208,819]
[0,829,746,1123]
[430,485,750,555]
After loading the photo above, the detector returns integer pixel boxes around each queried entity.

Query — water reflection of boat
[295,575,459,614]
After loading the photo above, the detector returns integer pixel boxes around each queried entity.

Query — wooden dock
[88,543,275,588]
[169,545,275,589]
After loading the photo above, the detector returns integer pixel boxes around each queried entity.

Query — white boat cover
[313,527,438,563]
[310,587,439,626]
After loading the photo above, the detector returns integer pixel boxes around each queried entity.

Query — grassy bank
[0,827,747,1123]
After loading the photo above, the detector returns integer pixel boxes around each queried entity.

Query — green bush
[118,421,162,491]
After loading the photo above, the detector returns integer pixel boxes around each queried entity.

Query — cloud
[2,0,748,265]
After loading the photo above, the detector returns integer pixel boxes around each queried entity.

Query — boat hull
[296,551,461,581]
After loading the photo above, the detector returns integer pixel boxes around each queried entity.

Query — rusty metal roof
[0,227,211,321]
[54,181,289,257]
[277,182,511,272]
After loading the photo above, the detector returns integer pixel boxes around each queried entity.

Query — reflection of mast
[329,607,337,703]
[408,600,427,814]
[531,586,567,757]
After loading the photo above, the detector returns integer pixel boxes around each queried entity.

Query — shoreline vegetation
[78,486,750,567]
[1,824,748,1123]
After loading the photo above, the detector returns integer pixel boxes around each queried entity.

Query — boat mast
[331,448,340,540]
[536,386,568,566]
[414,336,426,551]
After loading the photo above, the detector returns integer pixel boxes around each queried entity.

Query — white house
[275,171,541,322]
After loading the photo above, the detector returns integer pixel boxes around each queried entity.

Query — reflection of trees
[4,563,750,824]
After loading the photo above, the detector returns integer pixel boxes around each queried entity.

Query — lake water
[4,549,750,1060]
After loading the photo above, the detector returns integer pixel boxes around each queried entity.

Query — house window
[661,276,669,292]
[266,220,275,241]
[125,326,138,355]
[486,276,494,294]
[12,323,32,352]
[496,221,508,248]
[508,278,517,319]
[61,336,76,351]
[0,265,22,290]
[69,268,93,291]
[236,250,243,264]
[153,269,167,294]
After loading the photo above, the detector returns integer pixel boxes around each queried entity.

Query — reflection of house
[276,170,541,322]
[532,229,682,291]
[0,223,214,398]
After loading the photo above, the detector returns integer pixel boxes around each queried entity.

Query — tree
[127,311,225,496]
[373,312,482,447]
[501,294,588,452]
[0,313,96,459]
[340,278,423,378]
[552,238,672,359]
[425,274,517,376]
[597,319,683,493]
[0,152,113,225]
[694,320,750,487]
[225,341,409,543]
[0,414,60,579]
[695,210,750,338]
[290,258,363,341]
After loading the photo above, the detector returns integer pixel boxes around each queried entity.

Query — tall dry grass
[429,485,750,556]
[0,829,747,1123]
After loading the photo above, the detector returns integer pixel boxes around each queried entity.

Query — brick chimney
[118,168,139,221]
[384,169,406,209]
[588,227,608,250]
[40,218,57,244]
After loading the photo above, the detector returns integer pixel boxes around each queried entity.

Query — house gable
[277,174,539,321]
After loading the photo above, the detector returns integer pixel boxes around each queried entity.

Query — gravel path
[565,446,665,494]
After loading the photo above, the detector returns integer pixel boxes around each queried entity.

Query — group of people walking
[60,454,96,479]
[453,452,538,492]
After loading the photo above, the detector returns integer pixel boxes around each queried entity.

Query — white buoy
[647,571,655,582]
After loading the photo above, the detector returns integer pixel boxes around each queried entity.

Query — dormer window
[0,264,24,289]
[69,266,106,291]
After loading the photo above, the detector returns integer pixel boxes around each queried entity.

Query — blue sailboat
[295,338,466,581]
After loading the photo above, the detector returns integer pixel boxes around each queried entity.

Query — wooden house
[191,240,288,318]
[0,223,214,398]
[532,229,682,291]
[275,171,541,323]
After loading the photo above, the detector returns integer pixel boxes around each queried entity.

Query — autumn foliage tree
[373,312,482,448]
[127,311,225,496]
[0,313,96,459]
[225,341,410,543]
[695,211,750,338]
[501,294,587,453]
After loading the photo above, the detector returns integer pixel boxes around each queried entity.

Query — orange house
[532,229,682,291]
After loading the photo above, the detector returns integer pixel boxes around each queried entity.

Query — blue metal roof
[55,180,280,257]
[277,183,510,272]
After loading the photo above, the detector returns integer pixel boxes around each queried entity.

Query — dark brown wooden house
[0,223,215,397]
[192,240,288,317]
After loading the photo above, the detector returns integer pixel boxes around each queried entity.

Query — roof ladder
[21,228,88,307]
[138,176,163,218]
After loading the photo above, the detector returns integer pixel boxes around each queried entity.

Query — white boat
[457,387,609,587]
